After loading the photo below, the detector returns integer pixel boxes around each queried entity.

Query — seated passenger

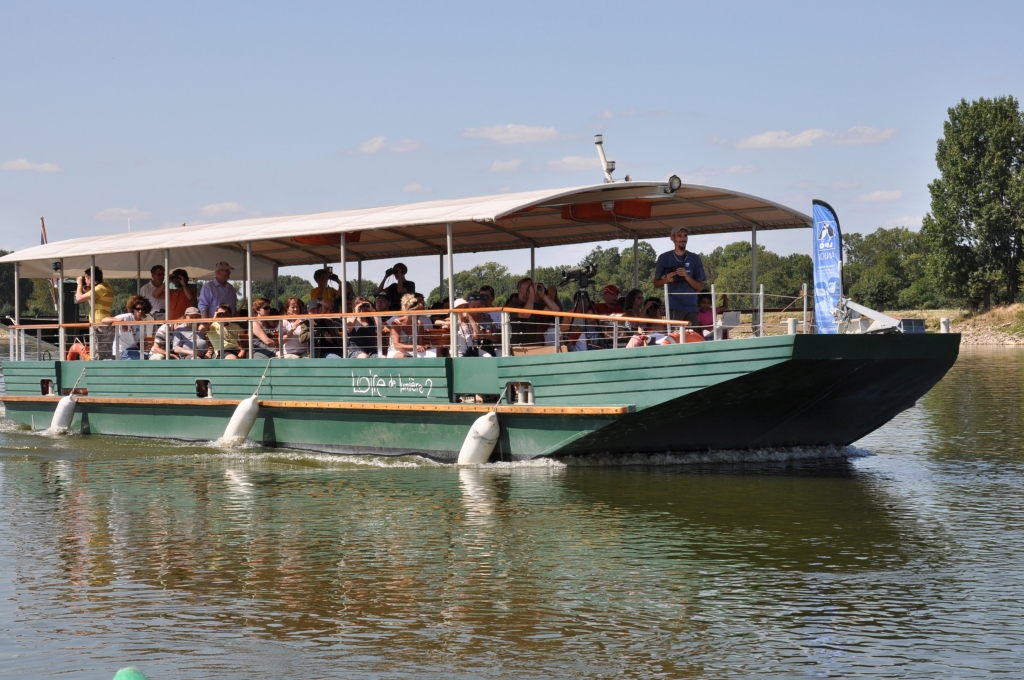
[279,297,308,358]
[622,289,645,319]
[696,292,729,340]
[172,307,211,359]
[374,291,391,313]
[102,295,152,360]
[552,293,600,352]
[249,297,278,358]
[388,293,435,358]
[307,299,344,358]
[377,262,415,310]
[593,284,623,315]
[506,278,559,347]
[200,304,247,359]
[347,300,381,358]
[457,296,497,357]
[148,322,175,360]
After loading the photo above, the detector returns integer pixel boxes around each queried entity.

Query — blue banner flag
[812,200,843,334]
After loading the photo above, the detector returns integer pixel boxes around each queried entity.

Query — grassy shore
[887,306,1024,345]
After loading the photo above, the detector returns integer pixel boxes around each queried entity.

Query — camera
[329,273,340,283]
[386,268,395,276]
[561,263,597,289]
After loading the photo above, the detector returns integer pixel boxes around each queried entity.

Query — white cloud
[858,190,903,202]
[736,129,830,149]
[389,138,422,153]
[724,164,758,174]
[357,136,388,153]
[546,156,602,172]
[462,124,560,145]
[489,159,525,173]
[199,201,249,217]
[735,125,898,149]
[886,215,922,228]
[596,110,615,119]
[2,158,61,172]
[830,180,861,190]
[95,207,152,222]
[402,183,430,193]
[833,126,898,145]
[354,136,423,153]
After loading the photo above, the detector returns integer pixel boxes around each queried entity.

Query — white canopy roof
[2,181,811,279]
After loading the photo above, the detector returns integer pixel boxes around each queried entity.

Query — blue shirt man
[198,261,238,318]
[653,227,705,324]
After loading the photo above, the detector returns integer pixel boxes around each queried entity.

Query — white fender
[457,411,500,465]
[221,394,260,443]
[48,395,77,432]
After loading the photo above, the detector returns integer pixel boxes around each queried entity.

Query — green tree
[251,274,313,310]
[703,242,812,310]
[844,227,943,310]
[922,96,1024,309]
[0,252,37,317]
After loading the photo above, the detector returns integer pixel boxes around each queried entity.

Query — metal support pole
[412,310,418,357]
[554,314,560,351]
[663,282,670,337]
[357,258,363,297]
[530,246,535,284]
[711,283,717,341]
[633,236,639,290]
[376,316,383,357]
[439,252,445,300]
[802,282,808,334]
[12,261,20,361]
[501,311,510,357]
[246,242,253,359]
[613,321,619,349]
[273,266,279,309]
[163,249,170,321]
[58,259,65,358]
[136,251,141,295]
[759,283,765,337]
[446,223,455,359]
[751,225,758,331]
[340,233,348,356]
[89,256,96,359]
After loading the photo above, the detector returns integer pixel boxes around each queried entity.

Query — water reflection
[1,349,1023,677]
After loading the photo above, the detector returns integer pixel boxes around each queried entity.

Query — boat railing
[4,283,813,362]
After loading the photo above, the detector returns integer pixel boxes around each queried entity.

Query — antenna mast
[594,134,615,183]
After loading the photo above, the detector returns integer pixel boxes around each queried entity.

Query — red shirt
[594,303,624,315]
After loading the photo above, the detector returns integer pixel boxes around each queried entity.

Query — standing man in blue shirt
[653,227,705,326]
[198,261,238,318]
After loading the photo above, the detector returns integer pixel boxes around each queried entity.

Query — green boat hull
[1,333,960,460]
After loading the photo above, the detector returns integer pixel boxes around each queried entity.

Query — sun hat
[670,226,690,236]
[602,284,619,295]
[213,261,234,271]
[453,298,469,308]
[184,306,200,316]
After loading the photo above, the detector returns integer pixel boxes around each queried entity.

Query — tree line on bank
[1,95,1021,317]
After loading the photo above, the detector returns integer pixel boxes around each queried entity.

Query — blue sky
[2,1,1023,290]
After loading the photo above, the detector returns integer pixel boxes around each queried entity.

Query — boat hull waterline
[0,334,960,461]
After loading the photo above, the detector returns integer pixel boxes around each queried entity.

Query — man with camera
[165,269,197,320]
[506,277,560,347]
[139,265,166,319]
[653,226,705,326]
[376,262,415,311]
[75,266,116,359]
[310,268,341,304]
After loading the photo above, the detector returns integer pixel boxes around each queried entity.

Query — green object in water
[113,668,149,680]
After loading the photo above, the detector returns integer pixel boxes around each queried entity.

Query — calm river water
[1,347,1022,678]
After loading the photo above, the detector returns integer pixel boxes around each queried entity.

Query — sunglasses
[132,306,146,312]
[467,294,484,301]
